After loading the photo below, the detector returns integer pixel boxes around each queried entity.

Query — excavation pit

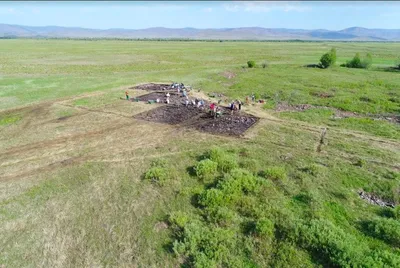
[134,104,259,136]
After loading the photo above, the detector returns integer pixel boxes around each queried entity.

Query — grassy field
[0,39,399,267]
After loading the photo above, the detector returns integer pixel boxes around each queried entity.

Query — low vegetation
[166,148,400,267]
[0,40,399,267]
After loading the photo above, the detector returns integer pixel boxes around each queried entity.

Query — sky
[0,1,399,30]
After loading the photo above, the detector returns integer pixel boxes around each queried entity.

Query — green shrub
[207,148,238,173]
[169,211,190,229]
[173,222,236,267]
[271,242,315,268]
[208,147,225,163]
[255,218,274,237]
[263,167,287,181]
[205,207,239,227]
[364,249,400,267]
[361,53,372,69]
[247,60,256,68]
[362,218,400,246]
[395,206,400,219]
[144,166,169,185]
[196,159,218,182]
[198,188,227,208]
[294,219,366,267]
[218,155,238,173]
[344,52,372,69]
[319,48,336,68]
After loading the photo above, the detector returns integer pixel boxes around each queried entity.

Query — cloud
[0,7,24,15]
[223,1,311,13]
[203,7,213,13]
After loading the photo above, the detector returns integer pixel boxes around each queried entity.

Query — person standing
[251,93,255,103]
[125,91,129,100]
[238,100,242,110]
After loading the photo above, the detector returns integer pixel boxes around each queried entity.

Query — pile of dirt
[131,83,172,91]
[358,190,395,208]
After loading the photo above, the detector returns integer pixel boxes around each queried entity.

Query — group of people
[171,82,186,93]
[245,93,256,104]
[184,96,205,108]
[124,89,256,119]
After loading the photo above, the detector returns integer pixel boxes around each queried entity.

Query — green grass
[0,39,399,267]
[0,114,22,126]
[279,108,400,139]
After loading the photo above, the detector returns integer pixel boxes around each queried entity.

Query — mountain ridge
[1,23,400,40]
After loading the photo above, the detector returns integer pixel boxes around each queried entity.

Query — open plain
[0,39,399,267]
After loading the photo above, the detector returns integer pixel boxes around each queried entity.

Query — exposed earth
[132,84,259,136]
[131,83,173,91]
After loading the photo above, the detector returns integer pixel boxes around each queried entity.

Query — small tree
[344,53,372,69]
[346,53,362,68]
[247,60,256,68]
[319,48,337,68]
[361,53,372,69]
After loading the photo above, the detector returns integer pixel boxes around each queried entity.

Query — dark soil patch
[132,92,183,105]
[193,114,259,136]
[134,103,259,136]
[134,105,205,125]
[131,83,173,91]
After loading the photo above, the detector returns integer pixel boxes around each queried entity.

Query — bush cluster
[343,52,372,69]
[195,159,218,182]
[279,218,400,267]
[167,147,400,267]
[362,218,400,247]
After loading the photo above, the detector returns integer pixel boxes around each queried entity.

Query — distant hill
[0,23,399,41]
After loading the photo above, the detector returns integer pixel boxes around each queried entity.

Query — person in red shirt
[210,103,216,117]
[125,91,129,100]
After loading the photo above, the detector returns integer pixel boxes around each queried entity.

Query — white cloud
[0,7,24,15]
[223,1,311,13]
